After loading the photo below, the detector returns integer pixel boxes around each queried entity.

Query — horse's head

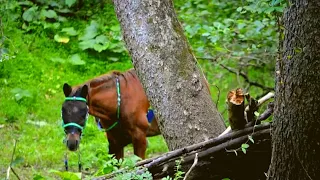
[61,83,89,151]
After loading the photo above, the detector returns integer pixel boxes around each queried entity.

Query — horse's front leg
[132,128,147,159]
[107,133,124,159]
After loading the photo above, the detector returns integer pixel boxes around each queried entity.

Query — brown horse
[61,69,160,159]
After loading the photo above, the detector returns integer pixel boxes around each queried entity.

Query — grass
[0,25,168,179]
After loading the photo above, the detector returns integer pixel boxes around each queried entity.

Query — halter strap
[65,97,87,102]
[62,122,84,130]
[105,76,121,132]
[62,96,88,131]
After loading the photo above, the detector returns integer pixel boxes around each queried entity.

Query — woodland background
[0,0,284,179]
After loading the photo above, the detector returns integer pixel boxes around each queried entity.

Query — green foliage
[241,143,250,154]
[0,0,280,179]
[94,150,122,176]
[173,159,185,180]
[65,0,77,8]
[50,170,81,180]
[162,158,185,180]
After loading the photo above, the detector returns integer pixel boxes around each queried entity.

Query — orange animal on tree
[61,69,160,160]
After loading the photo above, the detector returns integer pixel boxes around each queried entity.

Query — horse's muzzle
[66,133,80,151]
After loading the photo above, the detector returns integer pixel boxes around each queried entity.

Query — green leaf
[79,39,96,50]
[248,135,254,143]
[69,54,85,65]
[65,0,77,8]
[11,156,24,166]
[58,16,68,22]
[102,166,114,174]
[241,143,249,154]
[93,44,107,52]
[54,34,70,43]
[43,22,60,29]
[41,9,57,19]
[236,7,243,12]
[61,27,78,36]
[242,148,247,154]
[79,21,99,41]
[95,35,108,44]
[22,6,38,22]
[202,32,210,37]
[242,143,249,149]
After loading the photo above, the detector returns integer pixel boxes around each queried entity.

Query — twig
[219,64,274,92]
[6,139,21,180]
[212,84,220,109]
[9,168,20,180]
[183,153,198,180]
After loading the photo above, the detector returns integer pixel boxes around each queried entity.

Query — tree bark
[268,0,320,179]
[112,0,226,150]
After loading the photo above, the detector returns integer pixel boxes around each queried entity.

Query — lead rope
[78,148,82,172]
[64,148,68,171]
[64,147,82,172]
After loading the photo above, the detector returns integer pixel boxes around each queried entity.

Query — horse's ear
[80,85,88,98]
[63,83,72,97]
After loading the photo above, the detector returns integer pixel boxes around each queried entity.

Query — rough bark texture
[268,0,320,179]
[112,0,226,150]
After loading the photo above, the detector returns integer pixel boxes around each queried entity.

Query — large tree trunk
[112,0,226,150]
[268,0,320,179]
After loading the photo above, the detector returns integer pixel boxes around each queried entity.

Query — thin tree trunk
[268,0,320,179]
[112,0,226,150]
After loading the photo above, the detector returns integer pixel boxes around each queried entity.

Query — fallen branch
[94,123,272,180]
[140,123,271,169]
[148,128,271,179]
